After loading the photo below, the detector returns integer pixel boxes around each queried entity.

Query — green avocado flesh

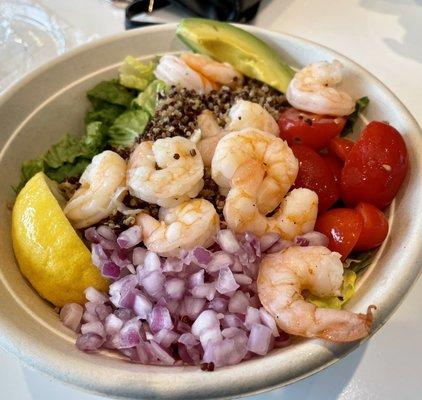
[176,18,295,93]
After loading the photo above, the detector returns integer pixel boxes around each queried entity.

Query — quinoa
[143,78,287,142]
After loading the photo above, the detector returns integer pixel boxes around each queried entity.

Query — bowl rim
[0,22,421,400]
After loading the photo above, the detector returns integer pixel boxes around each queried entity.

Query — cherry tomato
[321,153,343,184]
[291,145,340,212]
[278,108,346,150]
[328,137,354,161]
[354,203,389,251]
[341,121,408,208]
[315,208,363,260]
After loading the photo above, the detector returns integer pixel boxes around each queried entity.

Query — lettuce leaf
[13,158,45,193]
[87,80,135,108]
[108,109,150,147]
[344,250,375,274]
[306,270,357,310]
[14,122,108,192]
[85,102,125,127]
[341,96,369,136]
[132,80,168,116]
[119,56,156,91]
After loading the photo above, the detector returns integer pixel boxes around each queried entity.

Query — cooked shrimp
[127,136,204,208]
[196,110,224,167]
[212,129,298,215]
[257,246,375,342]
[196,100,279,167]
[286,60,355,116]
[136,199,220,257]
[225,100,279,136]
[64,151,126,229]
[154,54,215,94]
[224,160,318,239]
[180,53,243,88]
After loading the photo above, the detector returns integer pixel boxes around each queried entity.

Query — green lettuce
[87,80,135,108]
[306,270,357,310]
[341,96,370,136]
[119,56,156,91]
[344,250,375,274]
[14,122,107,192]
[85,102,125,127]
[108,109,150,147]
[132,80,168,116]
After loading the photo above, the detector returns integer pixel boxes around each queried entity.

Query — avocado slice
[176,18,295,93]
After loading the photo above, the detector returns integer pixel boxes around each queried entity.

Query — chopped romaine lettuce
[306,270,357,310]
[119,56,156,91]
[14,122,108,192]
[344,250,375,274]
[108,109,150,147]
[132,80,168,116]
[87,80,135,108]
[341,96,369,136]
[85,102,125,127]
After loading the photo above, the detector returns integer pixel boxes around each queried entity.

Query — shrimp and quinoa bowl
[11,19,408,369]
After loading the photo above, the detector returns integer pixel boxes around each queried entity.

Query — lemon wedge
[12,172,109,307]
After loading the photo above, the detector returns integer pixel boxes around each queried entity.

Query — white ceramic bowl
[0,24,421,400]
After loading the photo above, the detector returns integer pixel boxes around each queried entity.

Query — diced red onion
[148,306,174,334]
[133,293,153,319]
[117,226,143,249]
[85,227,100,244]
[110,249,131,268]
[294,231,329,247]
[188,269,204,288]
[259,232,280,252]
[109,274,138,307]
[216,266,239,294]
[111,318,142,349]
[163,258,184,273]
[165,278,186,300]
[244,306,261,330]
[206,251,233,273]
[60,303,83,332]
[102,261,120,279]
[208,297,228,313]
[233,273,253,286]
[181,296,206,320]
[97,225,116,241]
[217,230,241,254]
[76,333,105,352]
[104,314,123,336]
[191,310,222,348]
[140,270,165,298]
[247,323,272,355]
[114,308,133,321]
[178,332,199,348]
[153,329,179,348]
[249,294,261,308]
[267,239,293,254]
[221,314,243,329]
[191,246,212,266]
[259,307,279,337]
[82,310,98,323]
[81,321,105,338]
[132,247,147,266]
[84,287,108,304]
[136,341,150,364]
[144,251,161,270]
[228,291,250,314]
[191,282,216,301]
[91,243,108,269]
[149,340,175,365]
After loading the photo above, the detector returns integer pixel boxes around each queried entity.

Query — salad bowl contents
[1,19,419,399]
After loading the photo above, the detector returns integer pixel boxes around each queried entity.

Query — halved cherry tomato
[354,203,389,251]
[321,153,343,184]
[278,108,346,150]
[315,208,363,260]
[328,137,354,161]
[341,121,408,208]
[291,145,340,212]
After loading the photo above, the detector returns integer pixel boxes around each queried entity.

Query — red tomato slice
[321,153,343,184]
[328,137,354,161]
[278,108,346,150]
[291,145,340,212]
[315,208,363,260]
[354,203,389,251]
[341,121,408,209]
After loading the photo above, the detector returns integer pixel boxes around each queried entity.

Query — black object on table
[125,0,262,29]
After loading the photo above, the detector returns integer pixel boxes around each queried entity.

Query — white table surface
[1,0,421,399]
